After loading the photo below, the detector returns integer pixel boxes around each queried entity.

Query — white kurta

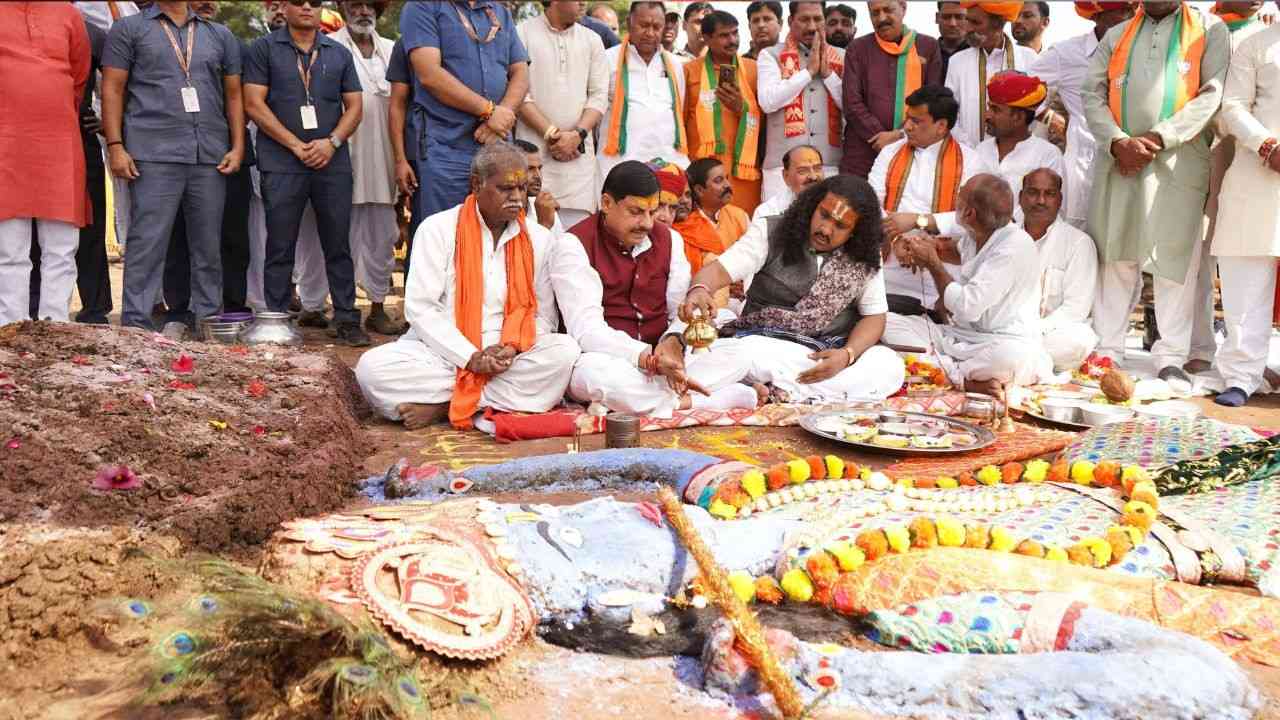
[526,196,564,235]
[1030,220,1099,370]
[944,41,1039,148]
[330,27,396,206]
[354,204,581,420]
[597,44,690,185]
[868,136,988,308]
[976,135,1064,202]
[1032,31,1101,228]
[516,15,608,215]
[756,42,844,199]
[751,186,795,222]
[1212,24,1280,394]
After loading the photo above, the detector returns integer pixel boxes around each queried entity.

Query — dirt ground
[6,265,1280,719]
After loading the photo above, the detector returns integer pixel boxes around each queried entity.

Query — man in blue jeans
[244,0,370,346]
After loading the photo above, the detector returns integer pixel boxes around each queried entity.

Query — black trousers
[162,163,253,320]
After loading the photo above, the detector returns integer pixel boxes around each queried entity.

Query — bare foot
[1266,367,1280,390]
[1183,358,1212,374]
[964,377,1006,403]
[396,402,448,430]
[750,382,770,407]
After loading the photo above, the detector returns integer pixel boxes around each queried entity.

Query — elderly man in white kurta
[868,85,989,347]
[943,2,1038,148]
[756,1,844,202]
[516,1,608,229]
[975,70,1064,206]
[1082,1,1231,384]
[1211,20,1280,407]
[751,145,826,222]
[1031,2,1136,230]
[355,144,581,430]
[897,174,1053,394]
[1019,167,1098,371]
[597,2,690,184]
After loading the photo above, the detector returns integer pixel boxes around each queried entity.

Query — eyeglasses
[287,0,323,7]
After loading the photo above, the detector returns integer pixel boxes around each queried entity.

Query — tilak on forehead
[503,170,527,184]
[633,193,660,210]
[820,195,857,225]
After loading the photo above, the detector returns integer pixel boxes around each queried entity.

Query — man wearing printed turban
[944,1,1039,147]
[976,70,1063,202]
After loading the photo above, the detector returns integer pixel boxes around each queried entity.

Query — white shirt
[404,204,560,368]
[597,43,690,185]
[976,134,1064,202]
[526,197,565,235]
[944,42,1039,148]
[75,1,137,31]
[756,44,844,171]
[943,223,1042,339]
[868,136,988,308]
[331,27,396,206]
[1027,219,1098,330]
[752,186,796,222]
[1031,31,1100,226]
[717,219,890,318]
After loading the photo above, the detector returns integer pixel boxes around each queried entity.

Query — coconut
[1100,368,1136,403]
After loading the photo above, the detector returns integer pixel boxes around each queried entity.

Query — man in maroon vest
[562,161,759,416]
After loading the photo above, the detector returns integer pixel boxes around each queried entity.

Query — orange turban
[320,7,345,34]
[1074,1,1133,20]
[986,70,1047,109]
[959,1,1024,23]
[649,160,688,205]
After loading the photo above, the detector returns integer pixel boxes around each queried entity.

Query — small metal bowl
[1039,398,1084,424]
[878,411,908,423]
[1081,404,1134,427]
[199,318,250,344]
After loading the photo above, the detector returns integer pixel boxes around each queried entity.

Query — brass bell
[683,309,717,353]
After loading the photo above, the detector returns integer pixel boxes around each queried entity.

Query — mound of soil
[0,322,369,554]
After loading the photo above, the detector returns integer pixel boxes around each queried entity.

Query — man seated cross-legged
[680,174,906,404]
[355,142,581,430]
[895,173,1052,399]
[562,160,759,416]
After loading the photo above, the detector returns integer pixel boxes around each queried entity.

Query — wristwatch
[915,214,930,231]
[328,135,343,150]
[575,128,588,143]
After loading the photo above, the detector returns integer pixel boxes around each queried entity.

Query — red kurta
[0,2,90,226]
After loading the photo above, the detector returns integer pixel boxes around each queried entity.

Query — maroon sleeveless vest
[569,214,672,346]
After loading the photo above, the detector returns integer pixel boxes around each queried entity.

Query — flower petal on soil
[209,420,228,431]
[167,380,196,390]
[171,354,195,374]
[5,437,20,450]
[92,465,141,490]
[246,380,268,398]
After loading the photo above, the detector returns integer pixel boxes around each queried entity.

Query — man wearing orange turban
[944,1,1037,147]
[977,70,1062,200]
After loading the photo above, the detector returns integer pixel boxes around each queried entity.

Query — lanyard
[296,47,318,105]
[158,16,196,86]
[452,2,501,44]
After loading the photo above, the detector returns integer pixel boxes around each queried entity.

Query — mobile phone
[718,65,735,87]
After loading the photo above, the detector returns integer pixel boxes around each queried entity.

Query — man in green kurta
[1082,1,1230,384]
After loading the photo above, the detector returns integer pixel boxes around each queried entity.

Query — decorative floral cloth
[865,592,1036,654]
[1060,418,1260,470]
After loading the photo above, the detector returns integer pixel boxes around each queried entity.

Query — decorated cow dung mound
[0,321,369,554]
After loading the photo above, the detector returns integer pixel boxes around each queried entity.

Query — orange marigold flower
[909,517,938,549]
[856,529,890,561]
[1066,544,1094,566]
[1105,528,1133,563]
[1014,539,1045,558]
[1121,501,1156,532]
[754,576,784,604]
[806,455,826,480]
[1131,487,1159,510]
[1047,460,1070,484]
[811,585,834,607]
[958,471,977,487]
[844,461,861,479]
[715,479,752,509]
[1093,460,1120,488]
[766,464,790,491]
[805,551,840,590]
[915,476,937,490]
[1001,462,1024,484]
[964,524,990,549]
[830,573,860,615]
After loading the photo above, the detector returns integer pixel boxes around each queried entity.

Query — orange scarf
[883,137,963,213]
[1211,2,1259,31]
[1107,4,1206,134]
[449,195,539,430]
[674,210,729,274]
[777,34,844,147]
[874,29,923,130]
[693,55,762,181]
[602,40,688,157]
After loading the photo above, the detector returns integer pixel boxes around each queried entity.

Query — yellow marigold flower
[825,455,845,480]
[1066,544,1093,566]
[1044,545,1068,562]
[1082,537,1112,568]
[977,465,1002,486]
[708,499,737,520]
[937,475,958,489]
[1022,459,1050,484]
[1111,524,1144,547]
[935,515,966,547]
[781,569,814,602]
[740,469,768,499]
[898,476,915,488]
[860,466,873,481]
[989,527,1017,552]
[787,458,811,484]
[728,571,756,604]
[909,517,938,548]
[1121,465,1150,489]
[964,524,990,549]
[1070,460,1096,485]
[885,524,911,554]
[1130,481,1159,509]
[825,542,865,572]
[1121,500,1156,532]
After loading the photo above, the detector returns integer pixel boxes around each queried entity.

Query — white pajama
[1042,321,1098,372]
[568,339,753,418]
[349,204,398,303]
[882,314,1050,386]
[0,218,79,325]
[1092,234,1206,370]
[290,205,326,312]
[736,336,905,403]
[246,192,268,312]
[1215,256,1277,395]
[355,332,580,421]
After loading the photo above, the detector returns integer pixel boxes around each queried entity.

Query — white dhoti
[291,206,326,312]
[355,332,581,421]
[1042,322,1098,373]
[883,314,1051,386]
[246,193,268,312]
[1092,235,1206,370]
[349,203,399,304]
[1215,256,1277,395]
[568,338,754,417]
[735,335,906,403]
[0,217,79,325]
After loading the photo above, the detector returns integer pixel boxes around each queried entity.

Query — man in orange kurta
[675,157,750,315]
[683,10,763,215]
[0,2,91,325]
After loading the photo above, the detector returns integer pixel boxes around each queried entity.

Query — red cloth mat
[882,425,1078,479]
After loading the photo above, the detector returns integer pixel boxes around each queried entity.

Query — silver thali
[799,409,997,455]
